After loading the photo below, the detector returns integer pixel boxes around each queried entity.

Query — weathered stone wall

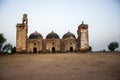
[27,39,42,53]
[60,39,65,52]
[42,39,47,53]
[80,28,89,51]
[61,38,77,52]
[77,22,89,51]
[45,39,60,53]
[16,24,27,52]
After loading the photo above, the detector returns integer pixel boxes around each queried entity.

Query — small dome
[63,31,76,39]
[29,31,43,39]
[46,31,60,39]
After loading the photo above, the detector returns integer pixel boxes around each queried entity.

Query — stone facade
[16,14,89,53]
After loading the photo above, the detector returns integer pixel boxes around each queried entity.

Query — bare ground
[0,52,120,80]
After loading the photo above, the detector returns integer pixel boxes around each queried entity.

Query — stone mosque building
[16,14,89,53]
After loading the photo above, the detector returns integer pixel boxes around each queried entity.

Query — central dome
[46,31,60,39]
[63,31,76,39]
[29,31,43,39]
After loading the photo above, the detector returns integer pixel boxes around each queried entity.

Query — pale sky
[0,0,120,51]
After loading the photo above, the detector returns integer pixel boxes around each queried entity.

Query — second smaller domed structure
[62,31,76,39]
[46,31,60,39]
[29,31,43,39]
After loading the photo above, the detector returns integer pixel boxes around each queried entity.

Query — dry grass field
[0,52,120,80]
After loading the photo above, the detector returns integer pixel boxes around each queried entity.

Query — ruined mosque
[16,14,89,53]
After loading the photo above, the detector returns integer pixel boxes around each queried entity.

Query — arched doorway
[52,47,56,53]
[33,47,37,53]
[70,47,73,52]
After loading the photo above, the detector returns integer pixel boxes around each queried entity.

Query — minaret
[77,21,89,51]
[16,14,28,53]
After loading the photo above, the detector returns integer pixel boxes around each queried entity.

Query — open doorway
[33,47,37,53]
[52,47,56,53]
[70,47,73,52]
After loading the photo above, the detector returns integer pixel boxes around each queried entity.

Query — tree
[0,33,12,53]
[2,43,12,53]
[89,46,92,51]
[108,42,119,51]
[11,46,16,54]
[103,49,106,52]
[0,33,6,53]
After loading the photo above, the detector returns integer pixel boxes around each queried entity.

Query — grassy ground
[0,52,120,80]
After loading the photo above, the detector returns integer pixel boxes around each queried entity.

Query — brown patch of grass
[0,52,120,80]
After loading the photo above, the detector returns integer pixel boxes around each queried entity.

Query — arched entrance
[70,47,73,52]
[33,47,37,53]
[52,47,56,53]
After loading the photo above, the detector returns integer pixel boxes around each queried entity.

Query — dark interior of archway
[70,47,73,52]
[52,47,56,53]
[33,47,37,53]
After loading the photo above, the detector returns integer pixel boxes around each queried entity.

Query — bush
[108,42,119,51]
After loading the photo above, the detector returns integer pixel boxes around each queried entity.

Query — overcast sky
[0,0,120,51]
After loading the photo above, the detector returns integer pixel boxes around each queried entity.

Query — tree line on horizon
[0,33,119,54]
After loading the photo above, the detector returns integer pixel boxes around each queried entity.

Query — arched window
[34,42,36,45]
[52,42,55,46]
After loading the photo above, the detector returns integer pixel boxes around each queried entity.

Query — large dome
[46,31,60,39]
[63,31,76,39]
[29,31,43,39]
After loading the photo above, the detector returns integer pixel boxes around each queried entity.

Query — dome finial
[82,21,84,24]
[22,14,28,24]
[52,31,54,33]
